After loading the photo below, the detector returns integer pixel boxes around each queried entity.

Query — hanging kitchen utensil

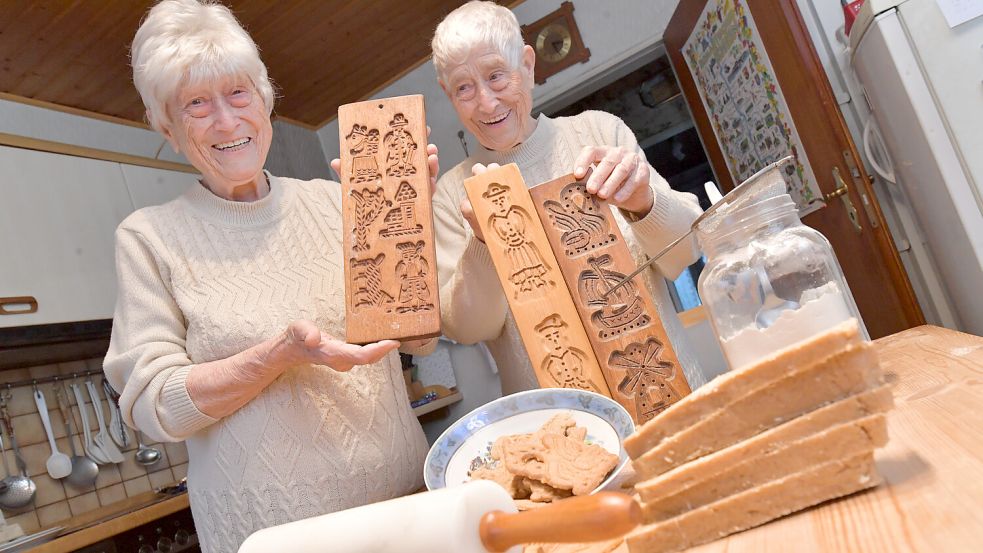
[0,399,36,508]
[32,387,73,480]
[70,383,109,465]
[239,480,640,553]
[102,379,130,449]
[133,430,161,467]
[84,380,124,464]
[54,383,99,487]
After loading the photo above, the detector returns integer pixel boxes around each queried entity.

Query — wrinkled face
[441,44,536,152]
[162,75,272,200]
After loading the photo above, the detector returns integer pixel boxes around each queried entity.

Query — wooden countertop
[682,324,983,552]
[31,491,189,553]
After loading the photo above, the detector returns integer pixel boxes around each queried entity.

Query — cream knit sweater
[434,111,709,394]
[104,175,428,553]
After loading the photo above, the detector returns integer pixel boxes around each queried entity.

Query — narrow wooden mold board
[338,95,440,344]
[464,164,611,395]
[529,173,691,423]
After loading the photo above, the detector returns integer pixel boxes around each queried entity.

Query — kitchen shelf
[412,390,462,417]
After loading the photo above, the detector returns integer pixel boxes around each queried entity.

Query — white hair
[130,0,275,133]
[431,1,525,84]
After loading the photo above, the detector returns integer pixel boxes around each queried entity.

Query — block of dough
[641,413,887,522]
[637,384,893,505]
[625,452,881,553]
[624,319,862,458]
[633,342,882,479]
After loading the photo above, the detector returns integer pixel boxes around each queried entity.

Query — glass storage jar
[696,166,867,371]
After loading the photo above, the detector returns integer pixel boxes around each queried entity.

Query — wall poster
[683,0,823,215]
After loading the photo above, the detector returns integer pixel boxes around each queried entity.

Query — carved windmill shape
[610,338,680,422]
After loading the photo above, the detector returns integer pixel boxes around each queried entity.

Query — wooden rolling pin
[238,480,640,553]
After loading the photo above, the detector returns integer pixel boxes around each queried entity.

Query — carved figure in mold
[578,254,650,340]
[346,124,382,183]
[543,182,617,257]
[609,338,679,422]
[351,254,393,312]
[482,183,552,297]
[380,181,423,237]
[351,187,390,251]
[384,113,418,177]
[395,240,433,313]
[535,314,599,391]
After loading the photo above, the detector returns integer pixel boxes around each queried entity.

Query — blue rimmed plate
[424,388,635,492]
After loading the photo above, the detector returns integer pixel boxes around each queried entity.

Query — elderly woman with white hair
[104,1,436,551]
[431,1,709,394]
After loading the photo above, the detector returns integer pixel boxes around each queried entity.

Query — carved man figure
[384,113,418,177]
[536,314,596,391]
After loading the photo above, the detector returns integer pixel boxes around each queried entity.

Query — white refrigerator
[845,0,983,335]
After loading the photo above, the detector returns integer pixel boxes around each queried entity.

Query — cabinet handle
[0,296,38,315]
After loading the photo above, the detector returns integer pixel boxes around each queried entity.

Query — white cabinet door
[120,164,197,210]
[0,146,133,327]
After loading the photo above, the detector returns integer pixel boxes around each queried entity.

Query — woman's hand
[329,128,439,196]
[574,146,654,217]
[459,162,502,243]
[277,320,399,372]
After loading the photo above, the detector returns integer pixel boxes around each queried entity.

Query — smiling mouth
[214,137,252,151]
[481,111,510,125]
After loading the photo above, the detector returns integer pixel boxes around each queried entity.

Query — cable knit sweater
[434,111,709,394]
[103,174,428,553]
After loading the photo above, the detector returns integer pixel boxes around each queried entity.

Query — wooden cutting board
[337,95,440,344]
[529,174,690,424]
[464,164,610,395]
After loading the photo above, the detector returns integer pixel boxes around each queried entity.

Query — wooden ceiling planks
[0,0,513,128]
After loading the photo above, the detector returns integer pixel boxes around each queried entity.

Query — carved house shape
[380,181,423,237]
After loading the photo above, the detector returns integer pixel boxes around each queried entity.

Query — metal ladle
[0,398,36,508]
[134,430,161,467]
[54,383,99,487]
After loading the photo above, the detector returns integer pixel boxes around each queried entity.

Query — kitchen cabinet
[0,145,132,328]
[0,145,195,331]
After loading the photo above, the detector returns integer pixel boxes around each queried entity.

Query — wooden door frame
[664,0,924,335]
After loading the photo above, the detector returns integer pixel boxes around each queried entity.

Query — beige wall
[0,360,187,534]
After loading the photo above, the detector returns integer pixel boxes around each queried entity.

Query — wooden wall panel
[529,174,691,423]
[464,164,611,395]
[338,95,440,344]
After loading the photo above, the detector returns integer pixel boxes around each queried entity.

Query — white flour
[720,282,855,371]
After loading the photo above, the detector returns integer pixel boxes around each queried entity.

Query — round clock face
[535,23,573,63]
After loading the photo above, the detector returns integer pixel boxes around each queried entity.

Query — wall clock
[521,2,591,85]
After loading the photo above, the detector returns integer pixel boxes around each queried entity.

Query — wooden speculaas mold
[338,95,440,344]
[529,173,691,423]
[464,164,611,395]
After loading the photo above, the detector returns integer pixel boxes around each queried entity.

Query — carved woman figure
[482,183,551,295]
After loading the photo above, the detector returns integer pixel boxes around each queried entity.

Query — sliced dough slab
[624,319,862,458]
[637,384,893,505]
[634,342,882,479]
[626,452,881,553]
[641,413,887,522]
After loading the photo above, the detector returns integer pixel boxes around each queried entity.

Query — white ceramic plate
[424,388,634,492]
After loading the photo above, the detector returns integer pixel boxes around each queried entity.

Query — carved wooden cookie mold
[464,164,610,394]
[339,95,440,343]
[530,175,690,423]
